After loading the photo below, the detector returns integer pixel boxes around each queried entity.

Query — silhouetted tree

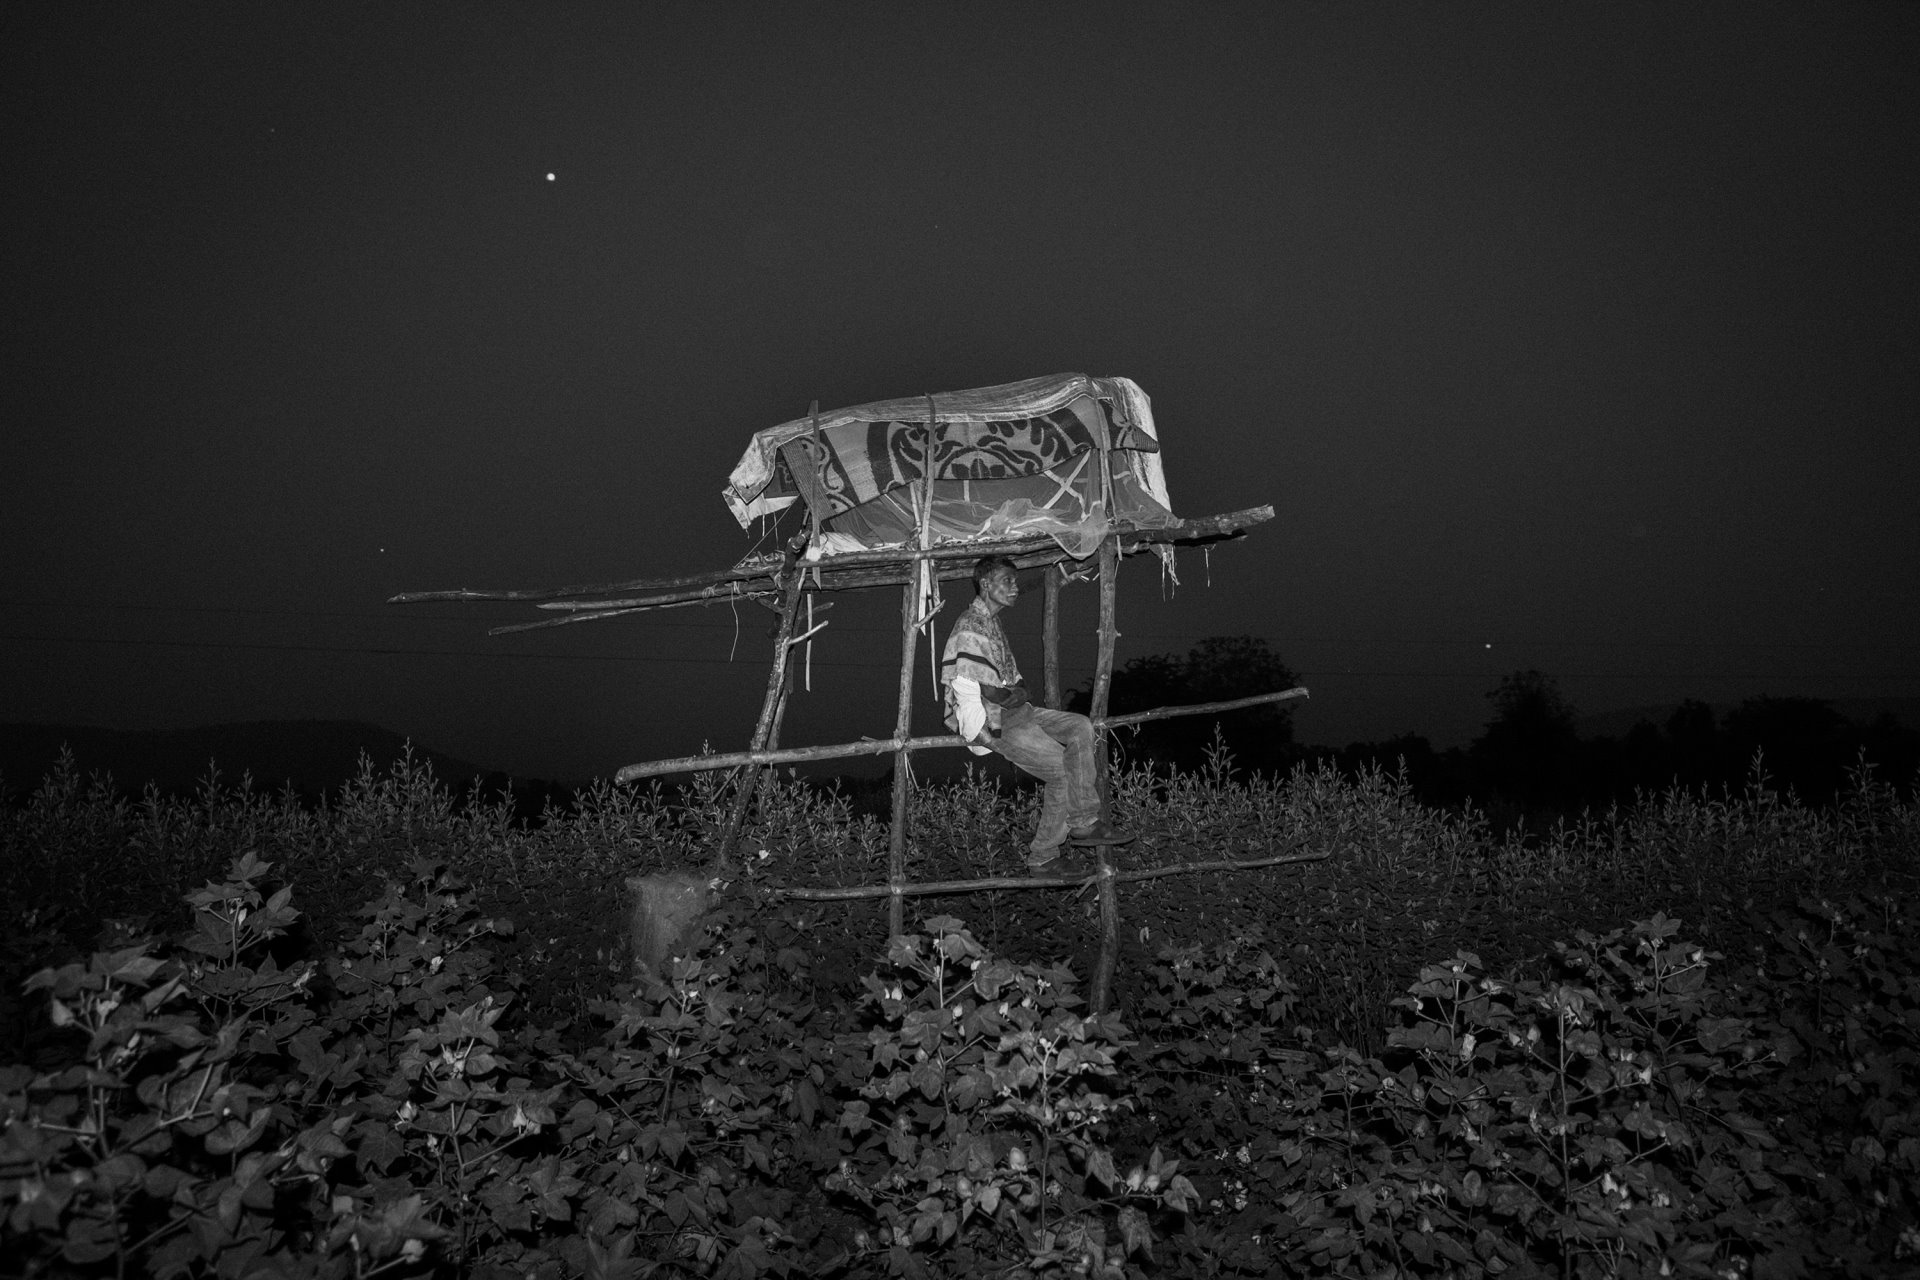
[1618,718,1670,792]
[1471,669,1579,822]
[1664,699,1720,787]
[1722,696,1853,802]
[1858,713,1920,792]
[1069,635,1298,776]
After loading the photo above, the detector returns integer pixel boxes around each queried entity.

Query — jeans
[992,704,1101,858]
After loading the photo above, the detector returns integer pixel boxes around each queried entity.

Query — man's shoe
[1026,850,1095,878]
[1066,821,1136,847]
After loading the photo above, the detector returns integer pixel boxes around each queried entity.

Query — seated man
[941,554,1133,873]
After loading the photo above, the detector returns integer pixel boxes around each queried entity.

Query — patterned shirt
[941,596,1021,740]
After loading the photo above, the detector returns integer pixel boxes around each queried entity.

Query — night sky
[6,4,1917,784]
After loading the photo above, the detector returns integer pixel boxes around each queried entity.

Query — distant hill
[0,720,498,802]
[1576,697,1920,741]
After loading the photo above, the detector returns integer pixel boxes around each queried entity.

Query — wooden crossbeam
[612,687,1309,784]
[387,506,1274,615]
[772,847,1330,901]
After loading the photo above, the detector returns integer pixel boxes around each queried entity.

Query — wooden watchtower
[393,373,1309,1007]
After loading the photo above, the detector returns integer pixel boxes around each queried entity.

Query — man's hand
[983,682,1030,710]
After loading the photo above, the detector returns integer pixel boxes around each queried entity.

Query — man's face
[982,567,1020,609]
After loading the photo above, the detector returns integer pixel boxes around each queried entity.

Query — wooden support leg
[1043,567,1061,711]
[1090,536,1119,809]
[1089,534,1122,1014]
[1093,862,1121,1014]
[887,574,921,938]
[709,563,806,877]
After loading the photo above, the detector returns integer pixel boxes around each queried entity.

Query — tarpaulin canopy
[725,373,1178,560]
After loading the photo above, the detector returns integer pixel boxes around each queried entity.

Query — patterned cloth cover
[723,373,1178,560]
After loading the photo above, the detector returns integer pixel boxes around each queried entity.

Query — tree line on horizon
[9,636,1912,834]
[1080,637,1920,829]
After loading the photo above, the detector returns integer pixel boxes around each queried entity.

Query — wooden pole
[1105,687,1309,728]
[774,847,1330,901]
[1089,538,1120,758]
[707,560,807,875]
[1090,533,1123,1013]
[1042,567,1061,710]
[391,505,1278,610]
[766,641,798,752]
[1094,860,1122,1013]
[886,414,935,938]
[613,688,1311,783]
[620,732,969,782]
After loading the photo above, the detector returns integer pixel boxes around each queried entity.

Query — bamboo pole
[485,563,981,634]
[1042,567,1061,710]
[389,564,782,604]
[766,639,798,752]
[1089,538,1120,762]
[1103,686,1309,729]
[450,514,1280,633]
[489,592,779,634]
[1088,406,1122,1009]
[1093,861,1122,1013]
[885,413,936,938]
[1089,532,1123,1012]
[617,733,969,783]
[390,505,1277,612]
[1096,848,1329,884]
[611,687,1312,783]
[707,561,807,875]
[773,847,1330,901]
[887,594,917,938]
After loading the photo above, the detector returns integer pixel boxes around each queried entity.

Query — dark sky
[6,4,1917,783]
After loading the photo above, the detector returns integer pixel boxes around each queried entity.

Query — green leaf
[109,951,166,984]
[144,1162,197,1204]
[1117,1204,1155,1257]
[93,1153,145,1192]
[353,1121,406,1173]
[480,1178,533,1234]
[62,1218,119,1265]
[1161,1173,1200,1214]
[640,1122,688,1161]
[205,1107,271,1156]
[1694,1016,1751,1054]
[791,1077,820,1126]
[910,1061,944,1101]
[1720,1111,1776,1150]
[581,1230,645,1280]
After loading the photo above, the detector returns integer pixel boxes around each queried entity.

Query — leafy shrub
[3,741,1917,1276]
[1,860,1199,1278]
[2,851,373,1278]
[1120,901,1920,1279]
[826,914,1197,1278]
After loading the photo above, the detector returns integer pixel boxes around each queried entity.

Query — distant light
[546,172,556,181]
[1484,643,1492,649]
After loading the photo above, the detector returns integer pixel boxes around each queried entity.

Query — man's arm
[979,681,1030,710]
[950,677,993,744]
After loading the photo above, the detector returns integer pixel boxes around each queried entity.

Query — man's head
[973,555,1021,609]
